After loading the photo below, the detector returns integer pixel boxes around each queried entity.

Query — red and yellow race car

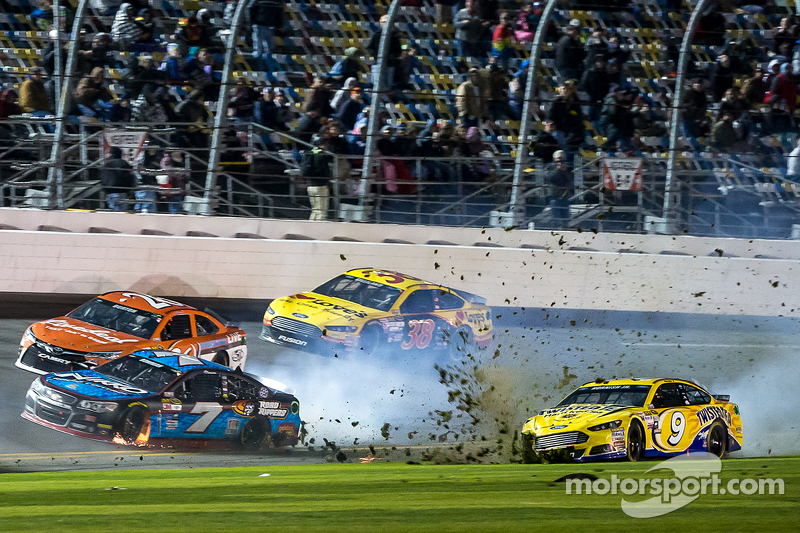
[260,268,493,357]
[16,292,247,375]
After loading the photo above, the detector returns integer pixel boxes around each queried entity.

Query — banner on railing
[102,130,148,165]
[602,158,643,191]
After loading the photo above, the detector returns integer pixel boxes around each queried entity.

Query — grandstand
[1,0,800,239]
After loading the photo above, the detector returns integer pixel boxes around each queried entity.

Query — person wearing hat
[680,78,708,142]
[19,67,51,115]
[545,150,573,229]
[555,19,584,84]
[579,53,611,121]
[111,4,142,48]
[598,84,636,152]
[454,0,486,65]
[302,134,333,221]
[336,86,365,132]
[456,67,488,128]
[325,47,363,87]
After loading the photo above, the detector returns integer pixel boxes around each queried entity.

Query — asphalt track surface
[2,307,799,472]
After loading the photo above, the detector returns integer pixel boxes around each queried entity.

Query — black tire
[521,433,539,464]
[357,325,380,356]
[239,419,268,450]
[212,351,229,367]
[447,327,474,362]
[707,420,729,459]
[116,406,147,445]
[626,420,645,462]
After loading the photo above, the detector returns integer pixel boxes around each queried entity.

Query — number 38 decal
[401,319,435,350]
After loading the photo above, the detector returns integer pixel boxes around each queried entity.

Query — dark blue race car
[22,350,301,449]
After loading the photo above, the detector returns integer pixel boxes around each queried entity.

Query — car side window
[682,384,711,405]
[652,383,684,408]
[195,315,219,336]
[179,373,223,402]
[225,375,258,401]
[161,314,192,340]
[435,291,464,310]
[399,290,435,314]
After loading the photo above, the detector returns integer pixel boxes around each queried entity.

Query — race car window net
[557,385,652,408]
[195,315,219,336]
[313,275,402,311]
[161,315,193,340]
[97,355,181,393]
[68,299,162,339]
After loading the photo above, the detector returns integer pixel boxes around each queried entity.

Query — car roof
[128,349,229,372]
[98,291,194,314]
[343,268,440,291]
[576,378,707,390]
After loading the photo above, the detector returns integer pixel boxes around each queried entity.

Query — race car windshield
[68,298,162,339]
[312,275,402,311]
[96,355,181,393]
[557,385,652,407]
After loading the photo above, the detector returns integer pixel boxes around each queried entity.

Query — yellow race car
[521,378,742,462]
[260,268,493,357]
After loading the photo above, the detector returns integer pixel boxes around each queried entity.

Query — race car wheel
[447,327,474,362]
[117,406,147,445]
[707,420,729,459]
[357,325,380,356]
[212,351,229,367]
[239,419,268,450]
[521,433,539,464]
[626,420,645,462]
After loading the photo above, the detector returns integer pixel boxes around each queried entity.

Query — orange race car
[16,292,247,375]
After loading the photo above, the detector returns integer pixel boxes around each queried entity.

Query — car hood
[534,404,629,430]
[273,292,379,324]
[43,369,153,399]
[31,317,145,351]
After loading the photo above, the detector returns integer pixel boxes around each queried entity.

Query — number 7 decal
[185,402,223,433]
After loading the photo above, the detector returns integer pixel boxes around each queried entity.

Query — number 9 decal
[668,411,686,446]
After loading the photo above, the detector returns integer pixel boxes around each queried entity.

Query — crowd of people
[0,0,798,229]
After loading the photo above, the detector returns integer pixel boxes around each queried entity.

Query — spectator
[579,54,611,121]
[130,85,173,124]
[434,0,458,25]
[463,126,492,183]
[293,109,322,146]
[303,76,335,118]
[768,63,797,114]
[763,95,793,135]
[491,11,515,71]
[718,88,747,122]
[72,67,114,120]
[336,87,365,133]
[631,96,667,139]
[367,14,403,95]
[514,2,540,43]
[680,79,708,141]
[175,12,210,49]
[710,54,734,103]
[583,27,608,71]
[134,145,162,213]
[185,48,217,100]
[509,59,529,117]
[376,126,415,200]
[605,32,629,71]
[711,111,738,152]
[393,44,419,99]
[484,59,517,121]
[90,0,123,17]
[121,54,162,101]
[163,43,188,86]
[325,121,351,181]
[0,89,21,119]
[111,4,142,47]
[20,68,51,114]
[134,8,155,43]
[331,77,358,111]
[325,47,363,88]
[454,0,485,65]
[174,90,211,149]
[740,67,766,108]
[302,134,333,220]
[545,149,572,228]
[77,33,116,76]
[599,86,636,152]
[158,150,187,214]
[100,146,135,212]
[248,0,284,80]
[108,97,131,123]
[555,19,584,84]
[546,81,585,152]
[254,87,280,149]
[228,78,259,120]
[456,67,488,128]
[531,120,560,164]
[786,139,800,181]
[475,0,500,56]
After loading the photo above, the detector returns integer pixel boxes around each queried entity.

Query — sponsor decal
[98,423,112,429]
[161,398,182,411]
[611,429,625,440]
[54,373,149,395]
[258,401,288,418]
[226,418,240,436]
[292,313,309,319]
[198,338,227,352]
[43,319,140,345]
[291,294,315,300]
[278,335,308,346]
[303,299,368,318]
[38,353,70,365]
[550,425,569,430]
[540,404,624,417]
[259,387,270,398]
[232,400,256,417]
[119,293,186,310]
[697,406,733,427]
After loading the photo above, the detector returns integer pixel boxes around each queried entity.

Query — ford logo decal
[292,313,309,319]
[550,425,568,430]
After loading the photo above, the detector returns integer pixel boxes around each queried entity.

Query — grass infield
[0,457,797,532]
